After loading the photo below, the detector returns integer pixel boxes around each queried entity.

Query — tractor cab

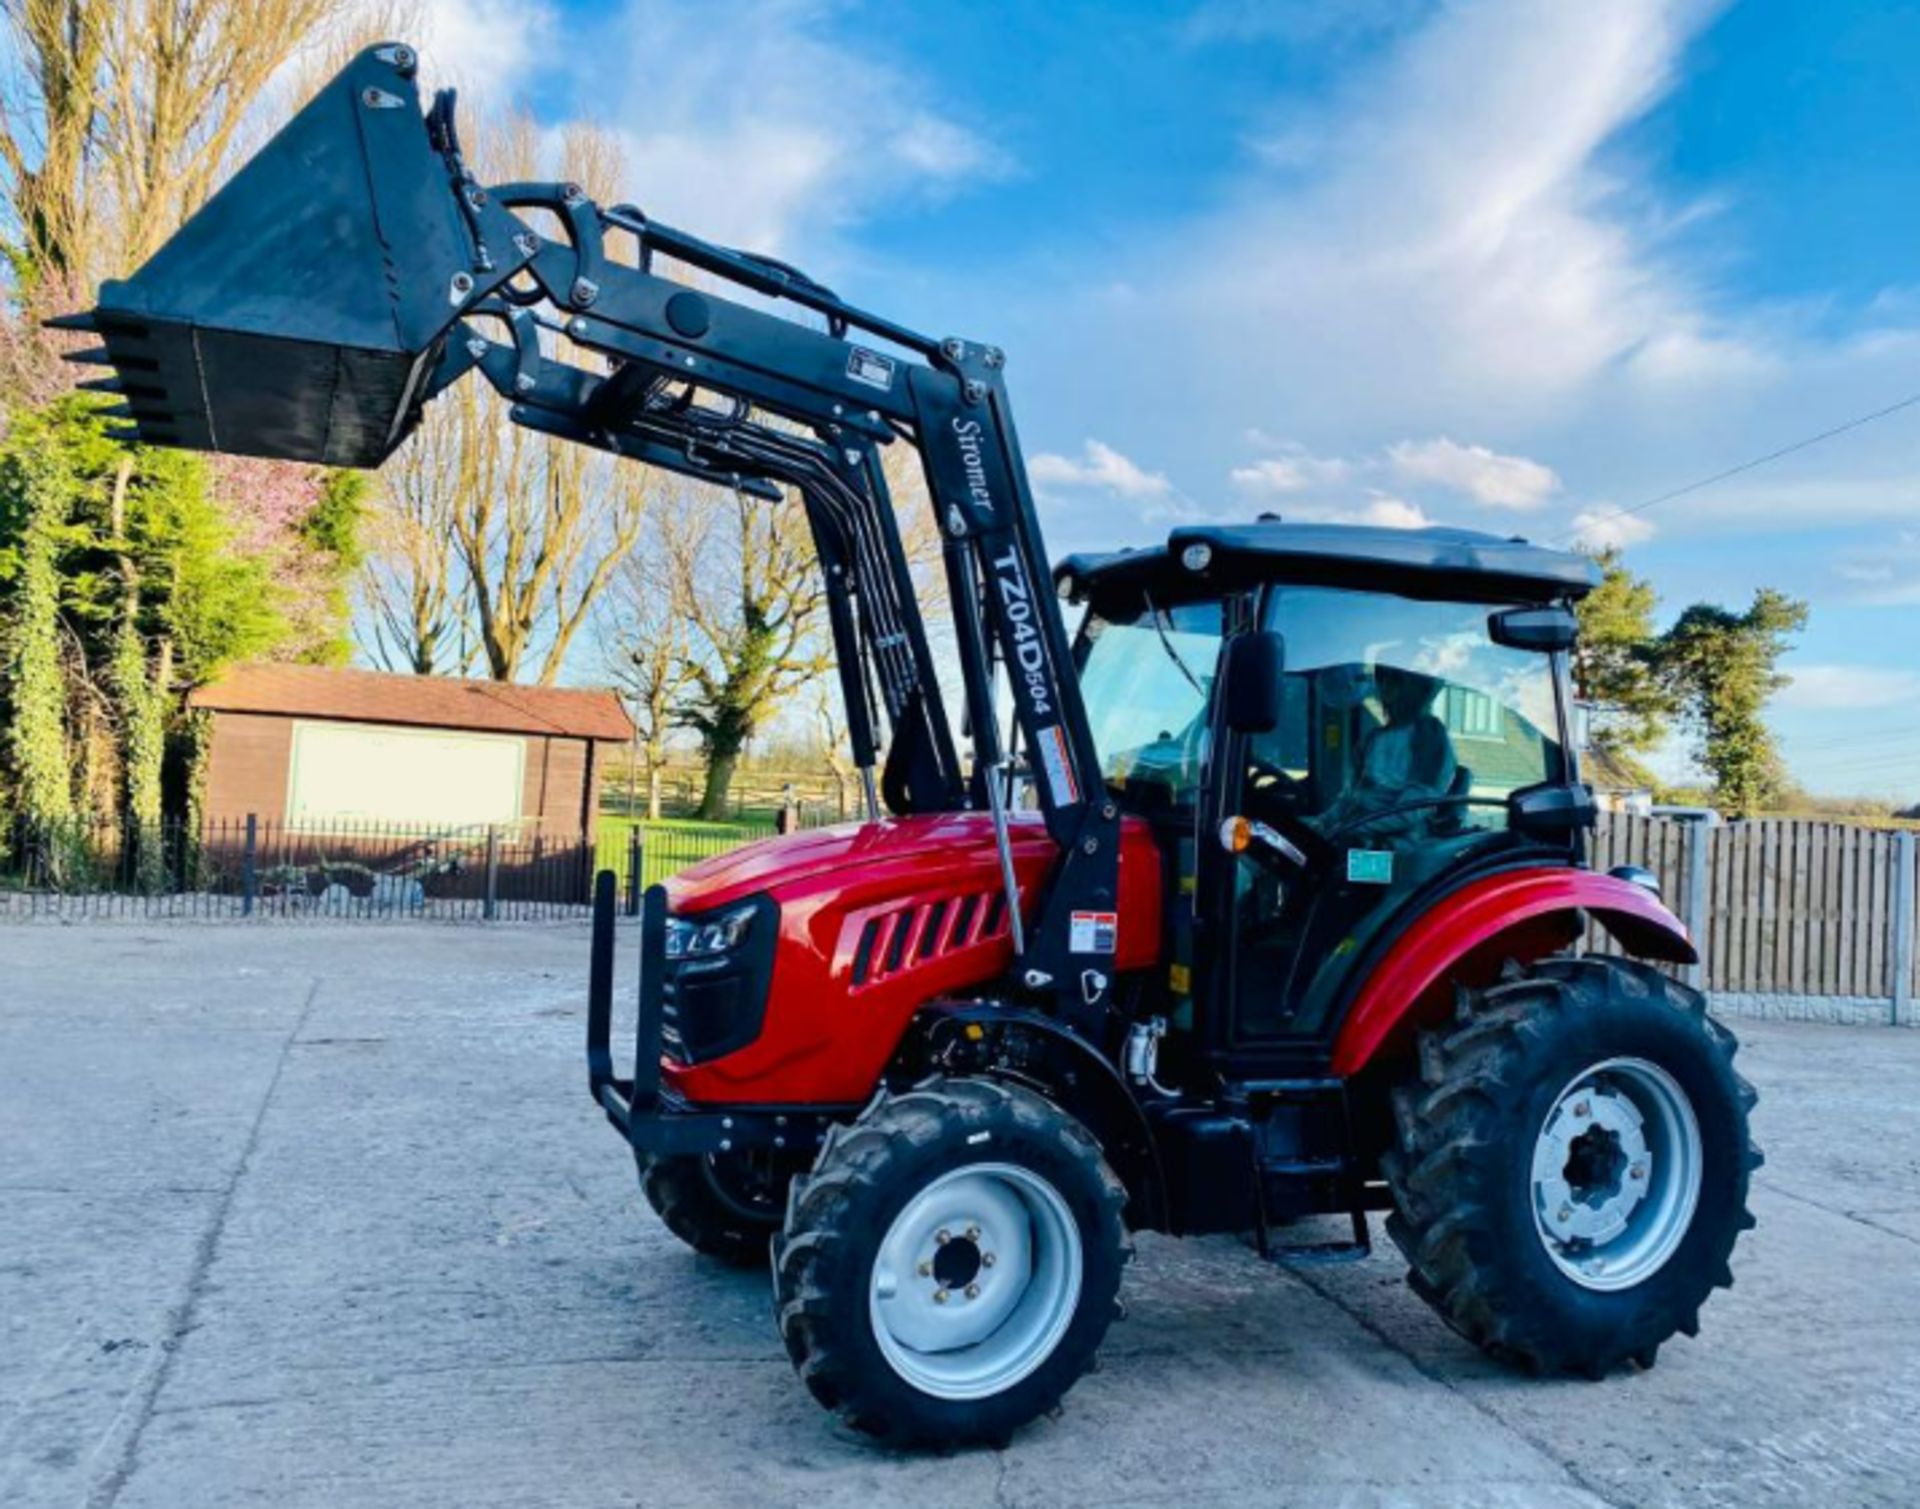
[1061,521,1593,1070]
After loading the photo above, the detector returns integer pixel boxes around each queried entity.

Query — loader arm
[61,42,1124,1022]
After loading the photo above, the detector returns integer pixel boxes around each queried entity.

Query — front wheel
[638,1151,789,1266]
[774,1078,1129,1445]
[1383,957,1759,1377]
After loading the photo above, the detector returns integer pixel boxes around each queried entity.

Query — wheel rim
[868,1162,1083,1401]
[1530,1055,1703,1293]
[698,1154,780,1222]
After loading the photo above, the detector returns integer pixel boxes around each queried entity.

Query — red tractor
[74,44,1758,1447]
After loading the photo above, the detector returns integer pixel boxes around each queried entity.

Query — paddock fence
[1593,814,1917,1023]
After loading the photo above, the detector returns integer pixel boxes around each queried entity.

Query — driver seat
[1430,764,1474,835]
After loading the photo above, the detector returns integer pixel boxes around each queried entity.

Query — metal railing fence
[0,813,806,922]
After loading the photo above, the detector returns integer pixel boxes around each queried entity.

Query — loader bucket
[69,43,529,468]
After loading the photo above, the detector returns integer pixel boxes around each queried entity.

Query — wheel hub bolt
[965,1225,981,1242]
[981,1252,997,1268]
[1573,1101,1591,1118]
[933,1289,950,1304]
[917,1261,932,1276]
[964,1283,981,1300]
[1558,1205,1574,1223]
[1630,1164,1647,1181]
[935,1229,951,1245]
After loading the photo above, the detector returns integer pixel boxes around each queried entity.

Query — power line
[1562,389,1920,546]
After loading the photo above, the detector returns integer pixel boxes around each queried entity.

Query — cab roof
[1055,520,1598,604]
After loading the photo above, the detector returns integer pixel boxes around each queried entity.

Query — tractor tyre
[637,1151,788,1267]
[1382,956,1759,1378]
[774,1077,1130,1445]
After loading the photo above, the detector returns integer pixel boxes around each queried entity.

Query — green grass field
[594,814,780,890]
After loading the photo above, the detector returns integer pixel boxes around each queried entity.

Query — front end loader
[72,44,1760,1446]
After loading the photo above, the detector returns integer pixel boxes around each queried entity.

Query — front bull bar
[584,870,846,1158]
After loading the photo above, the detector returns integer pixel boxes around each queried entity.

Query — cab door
[1217,586,1573,1046]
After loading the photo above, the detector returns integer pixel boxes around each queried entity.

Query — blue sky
[417,0,1920,800]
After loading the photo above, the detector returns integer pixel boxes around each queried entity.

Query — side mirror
[1509,780,1598,836]
[1490,604,1578,653]
[1223,630,1285,733]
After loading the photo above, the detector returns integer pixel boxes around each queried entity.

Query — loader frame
[435,166,1123,1029]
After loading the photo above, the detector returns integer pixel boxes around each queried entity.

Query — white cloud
[1354,496,1431,529]
[1671,473,1920,530]
[999,0,1920,566]
[1570,508,1657,550]
[412,0,555,89]
[1229,443,1353,494]
[1282,494,1433,530]
[1773,665,1920,713]
[581,0,1010,257]
[1015,0,1843,514]
[1834,531,1920,606]
[1835,561,1896,584]
[1030,440,1174,501]
[1387,437,1560,508]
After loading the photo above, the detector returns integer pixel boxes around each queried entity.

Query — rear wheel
[774,1078,1129,1444]
[1383,957,1759,1376]
[638,1151,788,1266]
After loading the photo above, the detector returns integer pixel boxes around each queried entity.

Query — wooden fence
[1594,815,1918,1018]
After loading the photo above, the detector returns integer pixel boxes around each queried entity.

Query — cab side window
[1246,588,1563,843]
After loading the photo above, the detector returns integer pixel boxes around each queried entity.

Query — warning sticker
[1035,723,1081,808]
[1347,849,1394,885]
[1070,910,1118,954]
[846,346,896,391]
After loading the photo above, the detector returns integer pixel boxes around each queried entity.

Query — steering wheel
[1245,756,1305,817]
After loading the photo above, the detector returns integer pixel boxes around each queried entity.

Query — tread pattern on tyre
[638,1154,779,1267]
[773,1076,1130,1443]
[1381,955,1761,1378]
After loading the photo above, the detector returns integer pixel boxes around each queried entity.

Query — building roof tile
[188,663,633,741]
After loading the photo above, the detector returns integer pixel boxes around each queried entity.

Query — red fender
[1329,867,1697,1076]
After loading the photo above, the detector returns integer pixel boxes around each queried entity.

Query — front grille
[660,969,686,1062]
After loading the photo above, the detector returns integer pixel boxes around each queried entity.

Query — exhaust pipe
[59,43,531,467]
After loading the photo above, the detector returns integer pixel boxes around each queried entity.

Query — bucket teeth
[105,425,144,444]
[63,347,114,366]
[101,402,140,419]
[77,377,125,394]
[41,310,98,333]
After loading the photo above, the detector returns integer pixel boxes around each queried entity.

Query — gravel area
[4,923,1917,1508]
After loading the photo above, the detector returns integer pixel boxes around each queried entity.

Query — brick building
[187,664,632,840]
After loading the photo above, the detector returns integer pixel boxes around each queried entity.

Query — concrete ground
[3,924,1917,1509]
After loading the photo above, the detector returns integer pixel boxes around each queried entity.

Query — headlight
[665,903,758,959]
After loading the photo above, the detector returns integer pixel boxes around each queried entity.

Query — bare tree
[656,433,953,820]
[674,484,834,819]
[811,681,856,820]
[349,116,652,683]
[0,0,365,291]
[600,489,699,818]
[360,397,474,675]
[440,373,655,684]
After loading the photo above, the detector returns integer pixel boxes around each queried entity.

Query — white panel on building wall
[287,720,525,829]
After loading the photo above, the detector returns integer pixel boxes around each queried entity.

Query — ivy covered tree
[297,471,371,667]
[0,441,76,824]
[0,397,288,831]
[1659,588,1809,819]
[1572,548,1674,765]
